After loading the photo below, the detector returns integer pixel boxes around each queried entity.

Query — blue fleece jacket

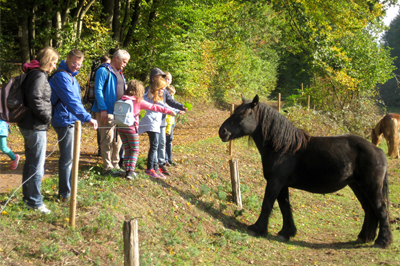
[91,64,126,114]
[49,60,92,127]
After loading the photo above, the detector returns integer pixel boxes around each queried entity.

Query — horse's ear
[252,95,259,108]
[241,94,247,103]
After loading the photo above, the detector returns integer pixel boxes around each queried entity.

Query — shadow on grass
[147,177,379,251]
[150,177,249,232]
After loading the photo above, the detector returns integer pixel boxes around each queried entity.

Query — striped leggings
[118,129,139,172]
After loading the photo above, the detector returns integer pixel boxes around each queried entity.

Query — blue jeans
[165,126,174,163]
[157,126,166,166]
[147,131,159,170]
[54,125,75,199]
[19,128,47,208]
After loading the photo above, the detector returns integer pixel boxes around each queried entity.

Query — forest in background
[0,0,399,112]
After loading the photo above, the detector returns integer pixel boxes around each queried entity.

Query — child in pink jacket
[118,80,176,179]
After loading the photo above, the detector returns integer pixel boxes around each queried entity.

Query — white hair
[113,49,130,61]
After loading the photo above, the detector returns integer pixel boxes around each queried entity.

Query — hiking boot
[145,169,160,178]
[159,164,170,176]
[156,170,166,179]
[167,161,177,167]
[10,155,20,170]
[103,169,123,177]
[26,204,51,214]
[125,170,137,180]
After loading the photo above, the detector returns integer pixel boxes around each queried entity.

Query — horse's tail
[388,118,399,158]
[383,169,390,213]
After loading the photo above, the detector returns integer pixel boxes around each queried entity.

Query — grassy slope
[1,101,400,265]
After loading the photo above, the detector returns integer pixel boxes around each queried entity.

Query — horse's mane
[255,102,311,154]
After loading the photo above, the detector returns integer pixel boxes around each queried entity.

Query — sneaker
[60,195,70,203]
[156,170,166,179]
[169,161,177,167]
[125,171,137,180]
[159,164,170,176]
[145,169,160,178]
[10,155,20,170]
[26,204,51,214]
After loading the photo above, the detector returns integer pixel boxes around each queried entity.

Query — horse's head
[371,128,382,146]
[219,95,259,142]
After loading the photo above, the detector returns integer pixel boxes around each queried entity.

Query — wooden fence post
[69,120,81,228]
[123,219,139,266]
[228,104,234,156]
[278,93,281,113]
[229,159,242,208]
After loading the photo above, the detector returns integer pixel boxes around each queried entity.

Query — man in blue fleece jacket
[91,50,130,176]
[49,49,98,202]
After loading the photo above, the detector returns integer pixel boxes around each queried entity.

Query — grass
[1,103,400,265]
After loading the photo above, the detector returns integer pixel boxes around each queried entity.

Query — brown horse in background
[371,113,400,159]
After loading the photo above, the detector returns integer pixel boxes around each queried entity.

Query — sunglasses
[71,61,82,68]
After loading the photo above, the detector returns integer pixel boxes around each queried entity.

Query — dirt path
[0,102,231,193]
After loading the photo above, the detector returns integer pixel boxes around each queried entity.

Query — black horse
[219,95,393,248]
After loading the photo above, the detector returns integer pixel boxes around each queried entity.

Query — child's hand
[171,111,177,116]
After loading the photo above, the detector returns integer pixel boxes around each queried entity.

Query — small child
[165,85,177,166]
[118,80,176,179]
[0,119,20,170]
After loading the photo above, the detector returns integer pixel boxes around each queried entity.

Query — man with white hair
[91,49,130,176]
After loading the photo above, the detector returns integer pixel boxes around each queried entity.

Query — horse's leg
[349,183,377,243]
[276,187,297,241]
[247,183,282,237]
[359,183,393,248]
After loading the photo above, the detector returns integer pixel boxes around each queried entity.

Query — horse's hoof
[356,237,367,243]
[373,243,386,249]
[247,224,266,237]
[247,228,258,237]
[373,239,392,249]
[276,234,289,242]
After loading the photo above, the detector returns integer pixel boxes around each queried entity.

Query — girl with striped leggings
[117,80,176,179]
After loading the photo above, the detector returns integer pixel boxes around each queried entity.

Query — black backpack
[83,60,109,105]
[0,69,39,122]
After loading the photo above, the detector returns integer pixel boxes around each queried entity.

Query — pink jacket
[120,95,174,132]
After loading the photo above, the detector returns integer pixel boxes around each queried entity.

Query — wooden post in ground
[228,104,234,156]
[278,93,281,113]
[69,120,81,228]
[229,159,242,208]
[123,219,139,266]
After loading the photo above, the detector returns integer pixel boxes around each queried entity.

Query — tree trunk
[112,0,121,41]
[123,0,141,47]
[17,0,30,63]
[71,0,85,40]
[44,4,53,47]
[61,0,71,25]
[53,11,62,48]
[77,0,96,39]
[103,0,115,30]
[28,5,37,60]
[120,0,130,42]
[19,18,30,63]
